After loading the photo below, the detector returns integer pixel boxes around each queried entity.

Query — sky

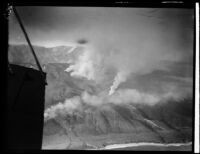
[9,7,194,104]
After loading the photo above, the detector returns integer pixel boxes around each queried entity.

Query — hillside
[42,98,192,149]
[8,44,193,150]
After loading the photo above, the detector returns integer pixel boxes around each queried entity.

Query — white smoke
[44,88,181,122]
[44,96,81,122]
[61,8,186,97]
[43,8,191,123]
[109,71,129,95]
[65,47,95,80]
[109,89,160,105]
[65,45,106,83]
[64,31,182,96]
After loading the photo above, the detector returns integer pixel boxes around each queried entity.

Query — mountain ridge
[8,44,193,149]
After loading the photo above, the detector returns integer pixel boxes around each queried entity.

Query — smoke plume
[44,96,82,122]
[109,71,129,95]
[37,8,193,122]
[44,87,185,122]
[65,38,181,96]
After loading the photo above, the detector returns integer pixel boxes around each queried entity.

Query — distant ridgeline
[8,44,72,69]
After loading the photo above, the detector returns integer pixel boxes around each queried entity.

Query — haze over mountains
[8,44,193,149]
[8,6,194,150]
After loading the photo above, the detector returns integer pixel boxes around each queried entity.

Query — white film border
[195,2,199,154]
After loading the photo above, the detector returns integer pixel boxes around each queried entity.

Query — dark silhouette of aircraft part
[6,5,47,150]
[6,65,46,150]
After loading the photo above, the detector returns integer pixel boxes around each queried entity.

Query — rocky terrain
[8,44,193,150]
[42,97,192,149]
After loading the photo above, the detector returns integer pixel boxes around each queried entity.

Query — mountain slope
[8,44,193,150]
[43,101,192,149]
